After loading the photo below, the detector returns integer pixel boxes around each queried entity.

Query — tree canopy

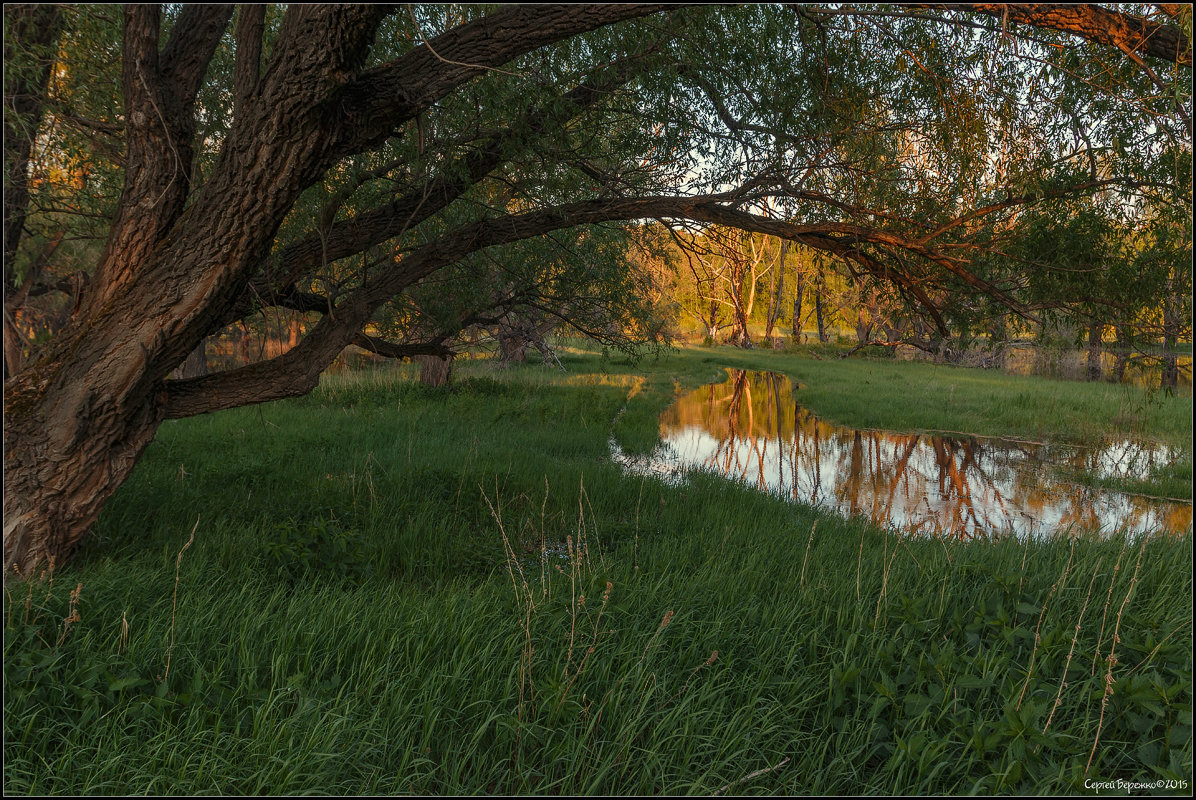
[3,3,1191,574]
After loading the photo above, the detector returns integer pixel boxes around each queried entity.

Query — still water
[612,370,1192,539]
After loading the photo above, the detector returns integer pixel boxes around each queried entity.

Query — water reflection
[612,370,1192,539]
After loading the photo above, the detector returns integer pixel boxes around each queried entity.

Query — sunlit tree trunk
[764,239,787,346]
[815,273,828,344]
[791,250,805,341]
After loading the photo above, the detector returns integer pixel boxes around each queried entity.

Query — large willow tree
[3,4,1190,574]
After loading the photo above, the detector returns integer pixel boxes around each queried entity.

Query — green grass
[5,346,1192,794]
[613,343,1192,451]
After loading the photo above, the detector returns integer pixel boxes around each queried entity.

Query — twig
[713,756,791,795]
[407,5,525,78]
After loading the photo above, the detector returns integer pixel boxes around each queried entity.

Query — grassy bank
[5,347,1192,794]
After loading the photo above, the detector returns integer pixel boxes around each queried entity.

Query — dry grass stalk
[580,477,605,572]
[873,535,901,628]
[1043,558,1101,732]
[1091,536,1128,676]
[643,610,674,658]
[55,582,83,647]
[556,580,613,712]
[900,539,924,576]
[540,476,550,602]
[161,517,198,682]
[666,649,719,707]
[482,483,539,761]
[1017,539,1075,710]
[1017,532,1031,596]
[26,555,56,626]
[799,521,818,589]
[936,561,952,620]
[597,608,677,717]
[563,535,579,682]
[1085,536,1147,778]
[633,478,645,574]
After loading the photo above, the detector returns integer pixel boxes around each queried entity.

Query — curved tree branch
[914,3,1191,66]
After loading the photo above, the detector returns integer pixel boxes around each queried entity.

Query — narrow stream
[611,369,1192,539]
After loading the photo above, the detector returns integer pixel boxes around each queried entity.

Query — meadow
[4,345,1192,794]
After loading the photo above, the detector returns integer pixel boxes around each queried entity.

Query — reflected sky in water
[612,370,1192,539]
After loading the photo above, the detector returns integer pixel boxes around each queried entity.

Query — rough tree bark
[916,4,1191,67]
[2,4,667,576]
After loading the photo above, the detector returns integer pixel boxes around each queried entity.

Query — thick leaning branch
[163,182,1060,418]
[89,5,234,307]
[233,4,266,119]
[915,3,1191,66]
[260,62,639,297]
[328,4,672,159]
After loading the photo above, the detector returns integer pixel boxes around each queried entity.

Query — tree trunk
[988,314,1008,370]
[171,338,210,380]
[1112,323,1130,382]
[791,262,804,339]
[764,239,786,346]
[731,301,753,348]
[706,299,719,342]
[815,279,828,343]
[1161,335,1179,390]
[1086,320,1103,382]
[854,289,873,345]
[416,353,453,387]
[2,311,23,382]
[4,6,384,575]
[2,5,688,576]
[1161,289,1181,390]
[498,326,530,364]
[288,316,301,349]
[4,354,167,576]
